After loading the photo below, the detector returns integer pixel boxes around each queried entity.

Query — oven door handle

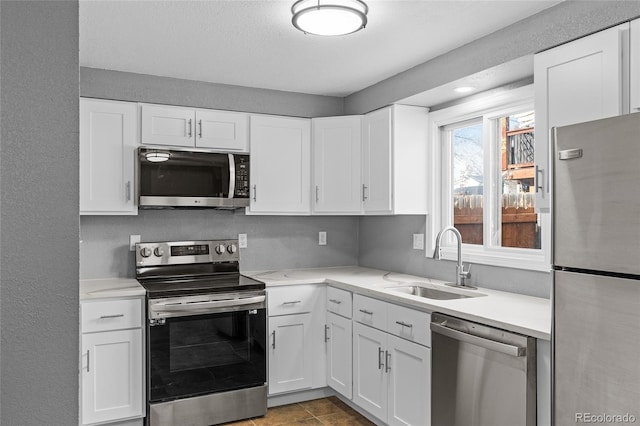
[151,295,266,313]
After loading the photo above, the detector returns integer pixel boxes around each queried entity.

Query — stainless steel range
[135,240,267,426]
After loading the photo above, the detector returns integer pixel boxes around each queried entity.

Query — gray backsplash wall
[358,215,551,299]
[80,210,359,279]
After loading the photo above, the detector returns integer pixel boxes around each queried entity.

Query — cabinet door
[631,18,640,112]
[195,109,248,152]
[141,104,195,147]
[387,335,431,426]
[534,24,627,212]
[326,311,353,399]
[352,322,388,420]
[80,98,137,215]
[249,115,311,214]
[268,313,313,395]
[312,116,362,214]
[81,329,143,425]
[362,107,393,214]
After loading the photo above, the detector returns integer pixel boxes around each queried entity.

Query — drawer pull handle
[329,299,342,304]
[325,325,330,342]
[282,300,302,305]
[86,350,90,373]
[272,330,276,349]
[100,314,125,319]
[396,320,413,328]
[359,309,373,315]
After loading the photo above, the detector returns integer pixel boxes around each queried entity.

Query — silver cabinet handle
[253,184,257,202]
[362,184,368,201]
[187,119,192,137]
[359,309,373,315]
[198,119,203,138]
[316,185,319,203]
[430,322,526,357]
[324,324,330,342]
[271,330,276,350]
[329,299,342,304]
[86,350,90,372]
[378,347,384,370]
[385,350,391,373]
[125,181,131,202]
[535,165,544,193]
[100,314,125,319]
[396,320,413,328]
[282,300,302,305]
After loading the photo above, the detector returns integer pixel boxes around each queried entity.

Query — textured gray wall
[81,210,359,278]
[0,1,79,424]
[81,67,344,118]
[344,1,640,114]
[358,216,551,299]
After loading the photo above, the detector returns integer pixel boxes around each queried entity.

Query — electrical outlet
[413,233,424,250]
[319,231,327,246]
[238,233,248,249]
[129,235,141,251]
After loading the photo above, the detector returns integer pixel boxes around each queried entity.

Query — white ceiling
[79,0,560,98]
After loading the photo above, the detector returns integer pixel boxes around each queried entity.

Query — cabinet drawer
[353,294,387,330]
[268,285,321,316]
[326,287,352,318]
[81,299,142,333]
[387,304,431,347]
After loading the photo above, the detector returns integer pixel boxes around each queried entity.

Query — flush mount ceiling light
[454,86,476,94]
[145,151,170,163]
[291,0,368,36]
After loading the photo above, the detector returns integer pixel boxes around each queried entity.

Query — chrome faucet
[432,226,475,289]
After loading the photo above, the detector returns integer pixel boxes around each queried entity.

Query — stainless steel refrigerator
[553,112,640,425]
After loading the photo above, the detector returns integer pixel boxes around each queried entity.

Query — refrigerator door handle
[558,148,583,160]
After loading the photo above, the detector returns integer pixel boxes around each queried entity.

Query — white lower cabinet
[80,298,144,425]
[267,284,326,395]
[326,311,353,399]
[353,295,431,426]
[268,313,313,394]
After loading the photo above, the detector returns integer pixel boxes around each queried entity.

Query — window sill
[438,245,551,272]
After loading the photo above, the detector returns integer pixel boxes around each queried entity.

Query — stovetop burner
[135,239,264,298]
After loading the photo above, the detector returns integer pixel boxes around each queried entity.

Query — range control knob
[154,247,165,257]
[227,244,237,254]
[215,244,226,255]
[140,247,152,258]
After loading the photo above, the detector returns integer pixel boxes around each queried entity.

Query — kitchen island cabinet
[80,98,138,215]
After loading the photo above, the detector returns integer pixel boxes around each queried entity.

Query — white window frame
[426,85,551,272]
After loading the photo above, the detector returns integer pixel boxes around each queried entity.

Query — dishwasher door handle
[430,322,526,357]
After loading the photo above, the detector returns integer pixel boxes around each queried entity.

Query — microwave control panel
[234,155,250,198]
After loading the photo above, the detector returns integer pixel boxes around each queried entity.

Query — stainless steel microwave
[138,147,250,208]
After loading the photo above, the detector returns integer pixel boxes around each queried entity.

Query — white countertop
[245,266,551,340]
[80,278,146,300]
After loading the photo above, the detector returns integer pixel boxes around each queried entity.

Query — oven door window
[148,308,266,402]
[139,150,230,198]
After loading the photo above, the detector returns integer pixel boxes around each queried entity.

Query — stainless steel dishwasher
[430,313,536,426]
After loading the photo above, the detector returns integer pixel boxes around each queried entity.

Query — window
[427,86,550,271]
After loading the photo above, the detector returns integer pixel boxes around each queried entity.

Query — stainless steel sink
[388,284,484,300]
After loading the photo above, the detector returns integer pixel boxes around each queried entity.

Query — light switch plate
[238,233,248,249]
[129,235,141,251]
[319,231,327,246]
[413,233,424,250]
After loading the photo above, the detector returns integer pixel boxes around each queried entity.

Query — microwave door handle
[228,153,235,198]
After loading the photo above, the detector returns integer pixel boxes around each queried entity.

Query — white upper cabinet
[141,104,248,151]
[631,18,640,112]
[312,116,362,214]
[80,98,138,215]
[362,105,429,215]
[534,23,629,212]
[249,115,311,214]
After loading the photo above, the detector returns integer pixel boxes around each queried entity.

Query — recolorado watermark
[576,413,637,423]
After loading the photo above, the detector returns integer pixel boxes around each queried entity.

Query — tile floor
[223,396,376,426]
